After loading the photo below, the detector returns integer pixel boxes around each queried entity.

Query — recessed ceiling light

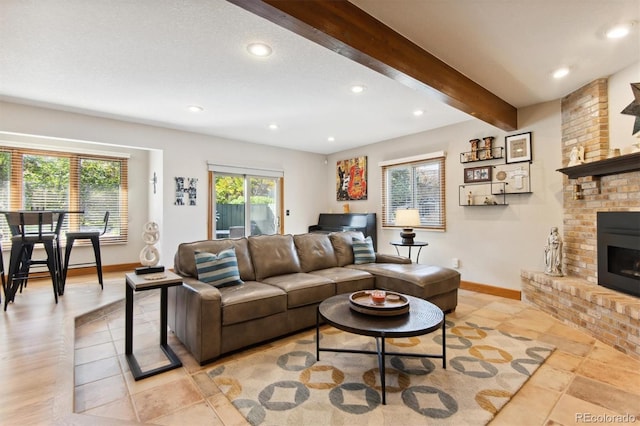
[606,22,635,39]
[327,136,335,142]
[187,105,204,113]
[350,85,366,94]
[247,42,272,57]
[553,67,570,79]
[413,109,424,117]
[268,123,278,130]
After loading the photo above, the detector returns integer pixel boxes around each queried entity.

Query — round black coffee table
[316,292,445,404]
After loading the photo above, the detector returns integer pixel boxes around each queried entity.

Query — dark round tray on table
[348,290,410,316]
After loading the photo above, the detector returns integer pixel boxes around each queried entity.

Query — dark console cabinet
[308,213,377,250]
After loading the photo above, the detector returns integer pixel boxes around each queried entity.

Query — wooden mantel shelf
[556,152,640,179]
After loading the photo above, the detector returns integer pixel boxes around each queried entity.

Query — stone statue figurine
[544,226,564,276]
[567,146,584,167]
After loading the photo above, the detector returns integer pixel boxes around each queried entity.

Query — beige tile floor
[1,273,639,425]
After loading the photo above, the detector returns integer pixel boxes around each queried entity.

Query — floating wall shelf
[556,152,640,179]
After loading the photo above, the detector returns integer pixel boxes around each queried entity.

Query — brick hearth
[522,271,640,361]
[523,79,640,361]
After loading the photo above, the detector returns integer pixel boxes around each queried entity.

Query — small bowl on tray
[349,290,409,316]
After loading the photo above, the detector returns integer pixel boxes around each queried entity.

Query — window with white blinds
[381,153,446,231]
[0,147,128,245]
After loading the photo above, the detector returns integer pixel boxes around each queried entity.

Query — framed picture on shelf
[505,132,532,163]
[464,165,492,183]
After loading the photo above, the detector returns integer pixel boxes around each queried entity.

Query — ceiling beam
[228,0,517,131]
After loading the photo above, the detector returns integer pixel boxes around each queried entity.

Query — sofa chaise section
[347,263,459,312]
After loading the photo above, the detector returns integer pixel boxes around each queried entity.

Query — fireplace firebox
[597,211,640,298]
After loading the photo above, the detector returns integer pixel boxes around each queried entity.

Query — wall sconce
[395,208,420,244]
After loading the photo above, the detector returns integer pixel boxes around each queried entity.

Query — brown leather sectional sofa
[168,231,460,365]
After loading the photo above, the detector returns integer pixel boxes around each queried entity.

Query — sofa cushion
[219,281,287,326]
[262,273,335,308]
[329,231,365,266]
[248,234,301,281]
[294,233,338,272]
[309,267,375,294]
[174,238,255,281]
[195,249,244,288]
[352,236,375,264]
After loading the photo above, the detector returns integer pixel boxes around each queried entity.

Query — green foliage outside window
[0,151,9,181]
[215,175,275,205]
[0,147,127,244]
[23,154,70,210]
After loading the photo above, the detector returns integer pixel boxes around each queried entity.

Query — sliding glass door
[213,173,281,238]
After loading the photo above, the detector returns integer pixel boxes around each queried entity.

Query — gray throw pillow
[194,248,244,287]
[352,236,375,264]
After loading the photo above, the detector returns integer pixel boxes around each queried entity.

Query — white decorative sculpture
[567,146,584,167]
[139,221,160,267]
[544,226,564,276]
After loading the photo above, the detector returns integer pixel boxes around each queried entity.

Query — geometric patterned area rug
[206,319,555,426]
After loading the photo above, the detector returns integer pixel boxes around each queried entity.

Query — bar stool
[0,235,5,305]
[5,211,60,310]
[61,211,109,294]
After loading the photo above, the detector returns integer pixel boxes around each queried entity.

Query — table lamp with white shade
[395,208,420,244]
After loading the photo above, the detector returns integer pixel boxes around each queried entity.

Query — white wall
[327,101,564,291]
[0,101,329,268]
[609,61,640,153]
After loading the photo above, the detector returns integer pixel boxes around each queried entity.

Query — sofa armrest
[375,253,412,264]
[168,277,223,364]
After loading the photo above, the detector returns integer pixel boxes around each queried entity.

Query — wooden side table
[389,241,429,263]
[125,271,183,380]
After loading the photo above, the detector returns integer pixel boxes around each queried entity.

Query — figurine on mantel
[544,227,564,276]
[567,145,584,167]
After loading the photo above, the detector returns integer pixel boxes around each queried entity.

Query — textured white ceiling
[0,0,638,154]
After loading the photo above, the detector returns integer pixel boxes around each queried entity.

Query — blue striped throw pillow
[352,236,376,264]
[194,248,244,288]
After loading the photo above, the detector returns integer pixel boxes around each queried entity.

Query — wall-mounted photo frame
[464,165,492,183]
[505,132,532,163]
[175,176,198,206]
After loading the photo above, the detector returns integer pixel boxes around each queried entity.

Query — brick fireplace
[597,211,640,297]
[522,79,640,361]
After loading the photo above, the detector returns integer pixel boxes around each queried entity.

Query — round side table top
[389,241,429,247]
